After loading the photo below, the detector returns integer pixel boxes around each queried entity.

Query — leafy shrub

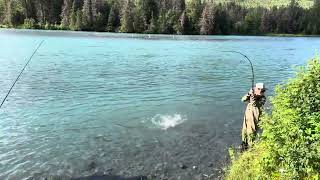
[23,18,36,29]
[44,21,51,30]
[227,56,320,179]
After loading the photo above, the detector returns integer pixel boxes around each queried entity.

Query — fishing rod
[0,40,44,108]
[222,51,255,91]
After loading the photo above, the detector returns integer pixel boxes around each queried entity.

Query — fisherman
[241,83,267,149]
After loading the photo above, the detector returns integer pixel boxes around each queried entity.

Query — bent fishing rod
[0,40,44,108]
[222,50,255,91]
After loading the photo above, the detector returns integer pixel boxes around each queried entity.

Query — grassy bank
[227,56,320,179]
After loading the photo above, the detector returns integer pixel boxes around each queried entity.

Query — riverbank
[226,56,320,179]
[1,26,320,38]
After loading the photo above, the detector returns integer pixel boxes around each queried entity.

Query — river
[0,29,319,179]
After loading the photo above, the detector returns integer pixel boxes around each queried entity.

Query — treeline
[0,0,320,35]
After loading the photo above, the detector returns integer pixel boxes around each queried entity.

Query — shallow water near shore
[0,29,320,179]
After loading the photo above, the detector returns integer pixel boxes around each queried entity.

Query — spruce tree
[137,0,158,26]
[94,0,108,31]
[260,10,272,33]
[21,0,37,20]
[75,9,83,30]
[173,0,186,12]
[120,0,135,33]
[187,0,202,34]
[286,0,302,34]
[214,4,230,35]
[0,0,5,22]
[4,0,13,26]
[312,24,318,35]
[200,2,215,35]
[244,9,262,34]
[106,2,120,32]
[61,0,73,27]
[175,10,189,34]
[311,0,320,34]
[146,13,158,33]
[82,0,97,30]
[134,7,145,33]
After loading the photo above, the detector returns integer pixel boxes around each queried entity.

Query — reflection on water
[0,29,320,179]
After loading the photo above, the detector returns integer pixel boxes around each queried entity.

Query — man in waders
[241,83,267,149]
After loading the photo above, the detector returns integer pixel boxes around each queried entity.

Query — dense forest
[0,0,320,35]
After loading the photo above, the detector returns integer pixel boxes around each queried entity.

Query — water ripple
[0,31,320,179]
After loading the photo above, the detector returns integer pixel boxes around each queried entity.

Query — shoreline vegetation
[227,56,320,179]
[0,0,320,36]
[1,26,320,38]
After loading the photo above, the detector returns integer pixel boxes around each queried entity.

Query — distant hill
[195,0,314,8]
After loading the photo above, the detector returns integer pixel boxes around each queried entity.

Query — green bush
[23,18,36,29]
[227,56,320,179]
[44,21,51,30]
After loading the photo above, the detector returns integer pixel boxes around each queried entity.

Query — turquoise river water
[0,29,320,179]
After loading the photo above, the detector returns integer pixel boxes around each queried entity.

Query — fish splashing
[151,114,187,130]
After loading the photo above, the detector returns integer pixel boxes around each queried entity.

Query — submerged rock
[88,162,97,170]
[178,163,188,169]
[208,163,214,167]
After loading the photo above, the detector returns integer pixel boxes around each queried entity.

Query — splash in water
[151,114,187,130]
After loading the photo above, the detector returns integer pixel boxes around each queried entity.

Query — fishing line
[221,50,255,90]
[0,40,44,108]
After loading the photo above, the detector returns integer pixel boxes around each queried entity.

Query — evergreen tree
[0,0,318,35]
[69,0,81,30]
[75,9,83,30]
[35,0,63,25]
[146,13,158,33]
[260,10,273,33]
[214,4,230,34]
[94,0,108,31]
[106,2,120,32]
[3,0,24,26]
[158,9,177,34]
[159,0,172,12]
[175,10,189,34]
[36,0,50,25]
[137,0,158,27]
[120,0,135,33]
[21,0,37,20]
[82,0,97,30]
[173,0,186,12]
[310,0,320,34]
[244,8,262,34]
[305,22,313,34]
[69,9,76,30]
[286,0,303,34]
[51,0,64,24]
[312,24,318,35]
[186,0,202,34]
[200,2,215,35]
[134,7,145,33]
[3,0,14,25]
[61,0,73,27]
[0,0,4,23]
